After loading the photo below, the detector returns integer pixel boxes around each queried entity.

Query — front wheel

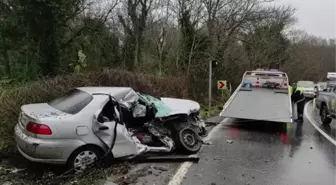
[320,105,332,125]
[175,127,202,154]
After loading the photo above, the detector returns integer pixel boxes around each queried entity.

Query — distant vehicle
[296,81,316,99]
[316,82,327,91]
[14,87,206,172]
[327,72,336,80]
[220,69,293,123]
[315,84,336,125]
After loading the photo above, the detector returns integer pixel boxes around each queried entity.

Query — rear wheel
[67,146,103,173]
[174,126,202,154]
[320,104,332,125]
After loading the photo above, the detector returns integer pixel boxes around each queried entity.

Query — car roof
[77,86,131,94]
[77,87,136,100]
[247,69,285,75]
[297,80,314,82]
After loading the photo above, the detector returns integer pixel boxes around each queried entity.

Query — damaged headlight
[190,109,200,117]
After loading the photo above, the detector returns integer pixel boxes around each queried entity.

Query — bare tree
[118,0,155,69]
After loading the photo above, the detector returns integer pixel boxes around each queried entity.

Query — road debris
[153,166,168,171]
[201,139,212,145]
[226,139,233,144]
[0,166,25,174]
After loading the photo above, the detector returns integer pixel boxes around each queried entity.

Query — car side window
[99,100,115,122]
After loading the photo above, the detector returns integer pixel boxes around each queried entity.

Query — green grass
[200,102,224,118]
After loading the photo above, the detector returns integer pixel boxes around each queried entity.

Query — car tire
[67,145,104,173]
[174,126,202,154]
[320,104,332,125]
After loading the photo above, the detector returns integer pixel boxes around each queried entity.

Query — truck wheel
[320,105,332,125]
[175,127,202,154]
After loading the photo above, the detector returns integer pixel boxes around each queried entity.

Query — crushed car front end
[157,97,207,136]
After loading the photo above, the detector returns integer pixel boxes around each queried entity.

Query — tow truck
[220,69,293,123]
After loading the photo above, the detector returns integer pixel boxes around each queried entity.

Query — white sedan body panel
[14,86,202,165]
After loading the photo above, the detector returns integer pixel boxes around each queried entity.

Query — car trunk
[19,103,71,137]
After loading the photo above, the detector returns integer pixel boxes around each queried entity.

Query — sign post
[208,60,212,112]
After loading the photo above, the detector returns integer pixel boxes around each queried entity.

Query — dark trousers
[296,100,305,119]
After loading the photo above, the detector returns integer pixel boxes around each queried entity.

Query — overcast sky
[276,0,336,39]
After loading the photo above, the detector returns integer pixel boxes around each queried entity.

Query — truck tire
[320,104,332,125]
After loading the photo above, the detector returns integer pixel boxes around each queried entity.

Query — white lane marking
[167,118,229,185]
[312,98,316,109]
[305,101,336,146]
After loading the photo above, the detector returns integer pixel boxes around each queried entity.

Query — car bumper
[14,124,83,165]
[16,145,66,164]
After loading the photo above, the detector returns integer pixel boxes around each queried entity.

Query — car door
[93,99,138,158]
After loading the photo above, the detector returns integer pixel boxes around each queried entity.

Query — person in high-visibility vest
[289,83,305,121]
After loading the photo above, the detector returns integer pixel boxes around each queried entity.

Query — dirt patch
[0,155,132,185]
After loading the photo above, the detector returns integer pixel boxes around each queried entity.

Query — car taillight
[26,122,52,135]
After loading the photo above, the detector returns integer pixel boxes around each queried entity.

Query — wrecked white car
[14,87,206,172]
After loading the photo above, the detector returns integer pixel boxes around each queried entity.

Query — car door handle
[99,126,109,131]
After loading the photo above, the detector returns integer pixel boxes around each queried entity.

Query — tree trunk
[3,49,11,77]
[134,35,139,68]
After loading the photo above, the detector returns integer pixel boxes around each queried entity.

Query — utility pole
[208,59,212,112]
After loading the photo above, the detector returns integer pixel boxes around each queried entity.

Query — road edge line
[305,101,336,146]
[167,118,228,185]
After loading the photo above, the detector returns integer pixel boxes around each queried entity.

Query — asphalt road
[176,102,336,185]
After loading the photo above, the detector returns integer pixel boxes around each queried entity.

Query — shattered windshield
[137,93,172,117]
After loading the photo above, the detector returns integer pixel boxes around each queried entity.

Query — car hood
[160,97,200,116]
[21,103,72,120]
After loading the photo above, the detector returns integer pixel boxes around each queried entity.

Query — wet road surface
[178,102,336,185]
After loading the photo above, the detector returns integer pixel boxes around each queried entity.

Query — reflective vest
[289,86,303,96]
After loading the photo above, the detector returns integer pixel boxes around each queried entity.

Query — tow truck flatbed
[220,69,293,123]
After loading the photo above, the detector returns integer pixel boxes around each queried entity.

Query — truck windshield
[48,89,93,114]
[297,81,314,88]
